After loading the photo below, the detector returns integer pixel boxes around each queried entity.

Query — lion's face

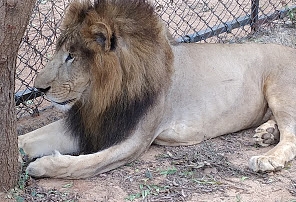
[34,46,91,110]
[34,0,173,114]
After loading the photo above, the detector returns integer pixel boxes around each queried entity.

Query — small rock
[204,167,218,174]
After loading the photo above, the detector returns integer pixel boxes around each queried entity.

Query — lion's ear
[90,22,116,52]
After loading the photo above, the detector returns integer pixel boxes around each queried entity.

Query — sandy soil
[11,122,296,201]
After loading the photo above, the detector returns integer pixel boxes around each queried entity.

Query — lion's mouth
[52,98,76,106]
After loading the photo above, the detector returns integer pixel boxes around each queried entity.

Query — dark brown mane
[61,0,173,153]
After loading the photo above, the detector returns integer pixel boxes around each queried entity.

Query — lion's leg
[25,132,153,178]
[24,96,166,179]
[18,119,79,159]
[249,90,296,172]
[249,122,296,172]
[253,117,280,147]
[23,92,169,179]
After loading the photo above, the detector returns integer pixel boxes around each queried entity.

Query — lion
[18,0,296,179]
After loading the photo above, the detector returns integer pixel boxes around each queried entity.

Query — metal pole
[251,0,259,32]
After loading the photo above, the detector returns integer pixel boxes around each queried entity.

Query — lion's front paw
[253,120,279,147]
[26,151,70,178]
[249,155,285,172]
[26,160,47,177]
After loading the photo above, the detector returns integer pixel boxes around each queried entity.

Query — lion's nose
[36,86,51,94]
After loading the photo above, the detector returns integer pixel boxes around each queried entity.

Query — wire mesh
[15,0,296,119]
[16,0,71,119]
[154,0,252,42]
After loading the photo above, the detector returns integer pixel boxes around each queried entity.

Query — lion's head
[34,0,174,153]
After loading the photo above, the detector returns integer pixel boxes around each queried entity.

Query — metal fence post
[251,0,259,31]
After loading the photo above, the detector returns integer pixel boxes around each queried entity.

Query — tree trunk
[0,0,36,192]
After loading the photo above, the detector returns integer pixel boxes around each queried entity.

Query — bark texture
[0,0,36,192]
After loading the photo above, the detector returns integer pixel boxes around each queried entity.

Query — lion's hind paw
[249,155,285,172]
[253,120,279,147]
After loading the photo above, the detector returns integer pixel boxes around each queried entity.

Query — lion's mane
[58,0,174,153]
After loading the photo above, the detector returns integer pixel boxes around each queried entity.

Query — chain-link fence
[15,0,296,119]
[15,0,71,118]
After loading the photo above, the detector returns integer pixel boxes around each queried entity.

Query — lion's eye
[65,53,73,63]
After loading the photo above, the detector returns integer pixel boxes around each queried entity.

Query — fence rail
[15,0,296,119]
[179,5,296,43]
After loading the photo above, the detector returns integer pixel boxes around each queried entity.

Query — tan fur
[18,0,296,178]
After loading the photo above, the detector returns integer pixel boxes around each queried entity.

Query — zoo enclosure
[15,0,296,119]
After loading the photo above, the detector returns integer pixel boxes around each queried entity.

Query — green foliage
[18,148,30,190]
[125,183,170,201]
[18,171,29,190]
[159,167,177,176]
[62,182,74,188]
[287,7,296,25]
[240,176,249,182]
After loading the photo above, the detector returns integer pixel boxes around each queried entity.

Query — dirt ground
[2,23,296,202]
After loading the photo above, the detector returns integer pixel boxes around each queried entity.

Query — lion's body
[18,0,296,178]
[157,43,269,145]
